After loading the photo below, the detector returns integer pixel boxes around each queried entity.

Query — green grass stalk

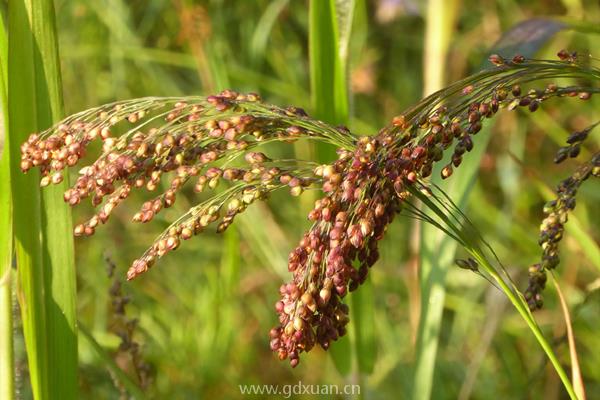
[0,9,14,399]
[8,1,77,398]
[413,0,460,398]
[410,185,579,399]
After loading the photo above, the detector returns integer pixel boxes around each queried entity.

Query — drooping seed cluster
[20,91,351,279]
[125,155,320,280]
[269,137,401,366]
[268,52,599,365]
[526,129,599,310]
[20,51,600,365]
[553,122,597,164]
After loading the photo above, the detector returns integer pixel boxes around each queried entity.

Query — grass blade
[351,278,376,374]
[309,0,349,162]
[310,0,368,376]
[0,9,14,399]
[8,1,77,398]
[491,18,566,58]
[250,0,290,62]
[8,1,50,397]
[413,144,482,400]
[413,0,460,398]
[422,0,460,97]
[32,1,78,397]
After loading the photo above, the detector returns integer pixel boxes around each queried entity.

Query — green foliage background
[6,0,600,398]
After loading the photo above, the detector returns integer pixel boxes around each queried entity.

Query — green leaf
[413,0,461,398]
[310,0,366,376]
[0,9,15,400]
[309,0,350,162]
[351,278,376,374]
[8,1,77,398]
[413,129,488,400]
[490,18,567,59]
[250,0,290,62]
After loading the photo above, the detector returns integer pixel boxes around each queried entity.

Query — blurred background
[14,0,599,398]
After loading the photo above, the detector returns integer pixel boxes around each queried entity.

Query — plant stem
[412,187,578,399]
[483,264,578,400]
[0,10,14,399]
[413,1,460,398]
[0,270,13,400]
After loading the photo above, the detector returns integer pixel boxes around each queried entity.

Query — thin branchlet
[104,255,153,394]
[20,52,599,365]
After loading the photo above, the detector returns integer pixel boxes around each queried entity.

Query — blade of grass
[33,1,78,397]
[250,0,290,62]
[87,0,181,96]
[351,278,376,374]
[309,0,364,376]
[457,290,507,400]
[237,205,290,279]
[8,1,77,398]
[422,0,460,97]
[412,0,460,398]
[346,0,378,378]
[0,9,14,399]
[8,1,50,397]
[309,0,349,162]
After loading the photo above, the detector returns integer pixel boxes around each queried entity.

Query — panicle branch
[527,137,599,310]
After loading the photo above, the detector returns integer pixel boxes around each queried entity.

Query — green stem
[414,188,577,399]
[0,269,13,400]
[485,266,578,400]
[0,9,14,399]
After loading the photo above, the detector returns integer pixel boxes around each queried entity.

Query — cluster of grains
[20,51,599,365]
[126,157,317,280]
[270,52,599,365]
[526,130,599,310]
[20,90,339,279]
[269,137,400,366]
[382,53,595,186]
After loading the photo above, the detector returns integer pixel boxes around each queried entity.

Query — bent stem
[482,261,577,400]
[409,184,578,400]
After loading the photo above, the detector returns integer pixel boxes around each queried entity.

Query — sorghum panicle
[21,51,599,365]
